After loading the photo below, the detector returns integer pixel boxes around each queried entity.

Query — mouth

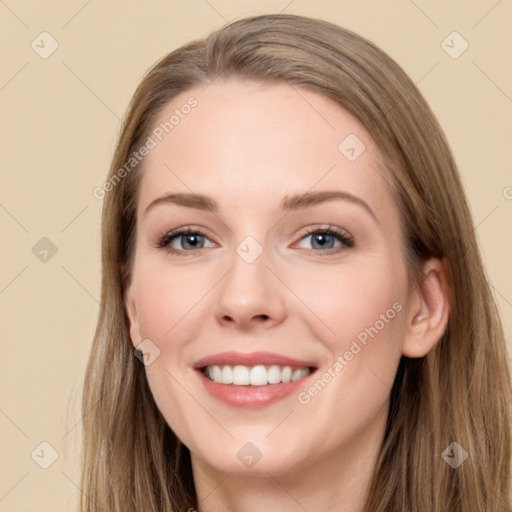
[193,352,318,409]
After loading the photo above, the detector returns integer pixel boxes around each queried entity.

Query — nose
[214,244,286,331]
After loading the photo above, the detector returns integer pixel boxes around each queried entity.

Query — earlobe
[124,282,142,348]
[402,258,451,358]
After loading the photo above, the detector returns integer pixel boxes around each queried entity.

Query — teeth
[222,365,233,384]
[291,368,306,381]
[267,365,281,384]
[281,366,292,383]
[249,365,267,386]
[204,364,311,385]
[212,366,222,382]
[232,365,249,385]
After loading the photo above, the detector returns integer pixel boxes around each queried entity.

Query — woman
[81,13,512,512]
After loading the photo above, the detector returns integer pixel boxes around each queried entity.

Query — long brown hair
[81,13,512,511]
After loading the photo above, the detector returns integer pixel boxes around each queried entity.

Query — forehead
[138,79,396,220]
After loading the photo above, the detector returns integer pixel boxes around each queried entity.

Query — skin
[125,80,450,512]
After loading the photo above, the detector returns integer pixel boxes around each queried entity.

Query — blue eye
[297,227,354,252]
[157,226,354,257]
[157,229,215,255]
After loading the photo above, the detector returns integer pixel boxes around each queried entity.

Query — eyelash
[156,226,354,257]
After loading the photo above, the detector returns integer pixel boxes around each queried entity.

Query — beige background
[1,1,511,510]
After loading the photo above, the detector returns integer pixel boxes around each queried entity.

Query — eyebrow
[144,190,378,223]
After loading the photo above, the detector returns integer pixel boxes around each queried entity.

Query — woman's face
[126,80,413,476]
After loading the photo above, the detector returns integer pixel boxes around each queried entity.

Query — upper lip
[193,351,318,370]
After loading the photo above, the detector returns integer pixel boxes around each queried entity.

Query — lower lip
[197,369,316,409]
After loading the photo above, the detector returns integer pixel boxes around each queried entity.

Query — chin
[189,435,314,477]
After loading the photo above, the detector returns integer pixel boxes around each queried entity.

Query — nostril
[220,313,271,324]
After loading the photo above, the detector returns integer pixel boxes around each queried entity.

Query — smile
[193,352,318,409]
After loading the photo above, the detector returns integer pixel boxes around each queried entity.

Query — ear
[402,258,451,358]
[124,280,143,348]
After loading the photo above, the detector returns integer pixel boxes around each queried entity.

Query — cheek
[284,257,408,443]
[133,259,215,340]
[131,260,215,441]
[297,255,408,382]
[303,257,406,337]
